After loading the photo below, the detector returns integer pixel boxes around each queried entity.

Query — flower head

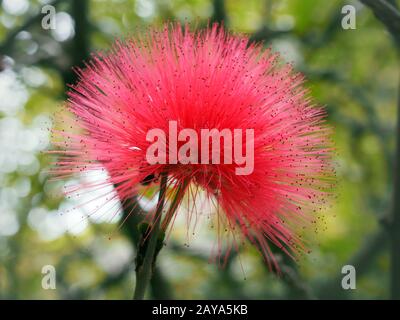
[51,23,334,269]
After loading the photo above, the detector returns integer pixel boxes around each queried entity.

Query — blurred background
[0,0,399,299]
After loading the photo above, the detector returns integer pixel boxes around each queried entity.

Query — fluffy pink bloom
[51,24,333,269]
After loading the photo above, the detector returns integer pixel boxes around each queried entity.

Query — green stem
[133,172,168,300]
[162,178,190,230]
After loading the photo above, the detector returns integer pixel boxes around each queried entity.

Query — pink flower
[51,23,334,269]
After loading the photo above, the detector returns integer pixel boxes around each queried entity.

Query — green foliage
[0,0,399,299]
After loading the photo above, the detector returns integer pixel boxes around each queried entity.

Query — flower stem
[133,172,168,300]
[162,178,190,230]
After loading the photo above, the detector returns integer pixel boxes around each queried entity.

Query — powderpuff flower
[50,23,334,269]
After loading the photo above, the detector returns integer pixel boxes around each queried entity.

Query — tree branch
[211,0,227,25]
[390,69,400,299]
[360,0,400,45]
